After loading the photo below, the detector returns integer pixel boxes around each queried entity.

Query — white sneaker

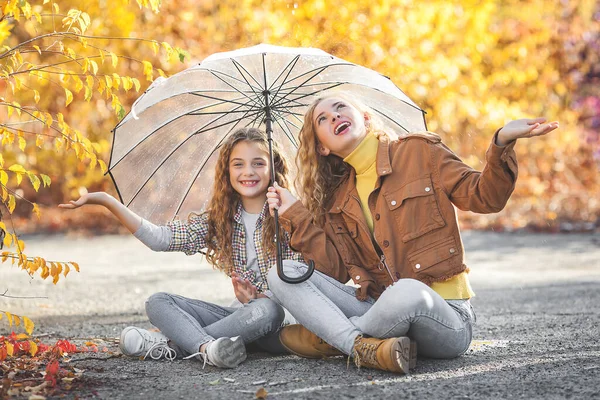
[183,336,246,368]
[119,326,177,361]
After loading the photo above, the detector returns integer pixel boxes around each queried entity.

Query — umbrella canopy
[109,44,426,226]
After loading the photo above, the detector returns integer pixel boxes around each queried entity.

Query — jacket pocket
[328,220,359,264]
[407,236,459,273]
[383,176,445,242]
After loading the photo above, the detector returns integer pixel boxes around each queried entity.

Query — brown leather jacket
[280,131,518,300]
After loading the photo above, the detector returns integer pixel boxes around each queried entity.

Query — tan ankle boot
[351,335,414,373]
[279,324,343,359]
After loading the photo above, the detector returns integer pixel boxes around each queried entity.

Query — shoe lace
[144,342,176,361]
[183,351,211,369]
[352,336,379,369]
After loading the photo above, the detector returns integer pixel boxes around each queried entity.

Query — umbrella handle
[273,208,315,284]
[276,254,316,284]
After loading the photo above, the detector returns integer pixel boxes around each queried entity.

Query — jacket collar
[328,134,394,214]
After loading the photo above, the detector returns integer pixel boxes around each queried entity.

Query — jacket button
[375,214,380,220]
[415,263,421,269]
[449,248,456,254]
[355,275,360,280]
[390,200,397,206]
[383,240,390,247]
[425,187,431,192]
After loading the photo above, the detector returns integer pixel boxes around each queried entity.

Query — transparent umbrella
[109,44,426,283]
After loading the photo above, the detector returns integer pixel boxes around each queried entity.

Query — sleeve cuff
[488,129,517,163]
[279,200,311,233]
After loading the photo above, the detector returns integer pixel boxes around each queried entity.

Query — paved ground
[1,231,600,399]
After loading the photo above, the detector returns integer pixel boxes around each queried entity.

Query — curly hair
[198,127,290,274]
[295,93,396,226]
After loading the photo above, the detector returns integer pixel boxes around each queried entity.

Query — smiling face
[228,140,271,206]
[313,97,370,158]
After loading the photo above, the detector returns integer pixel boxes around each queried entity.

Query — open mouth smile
[239,180,259,186]
[334,121,351,135]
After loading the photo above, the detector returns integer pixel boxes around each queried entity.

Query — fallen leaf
[255,387,268,399]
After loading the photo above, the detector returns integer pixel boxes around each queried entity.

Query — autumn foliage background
[2,0,600,242]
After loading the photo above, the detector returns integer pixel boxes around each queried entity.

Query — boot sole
[210,336,247,368]
[392,337,412,374]
[409,340,417,370]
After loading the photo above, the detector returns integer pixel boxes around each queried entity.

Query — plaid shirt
[167,202,303,292]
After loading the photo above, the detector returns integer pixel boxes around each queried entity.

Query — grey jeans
[267,261,475,358]
[145,292,287,357]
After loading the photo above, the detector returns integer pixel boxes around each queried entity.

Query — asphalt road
[1,231,599,399]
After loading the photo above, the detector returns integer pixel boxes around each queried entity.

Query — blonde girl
[266,93,558,374]
[61,128,304,368]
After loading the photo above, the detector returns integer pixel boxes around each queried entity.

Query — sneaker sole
[211,337,247,368]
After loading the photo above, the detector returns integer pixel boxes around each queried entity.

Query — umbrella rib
[231,59,266,92]
[373,108,411,133]
[172,106,265,218]
[229,59,266,109]
[269,65,334,109]
[272,82,344,110]
[123,106,265,208]
[268,55,301,101]
[202,68,263,93]
[203,69,264,110]
[110,96,258,169]
[271,109,299,148]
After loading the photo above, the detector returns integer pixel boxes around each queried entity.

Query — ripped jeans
[145,293,286,357]
[267,261,475,358]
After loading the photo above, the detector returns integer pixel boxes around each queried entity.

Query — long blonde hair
[201,127,290,274]
[295,93,395,226]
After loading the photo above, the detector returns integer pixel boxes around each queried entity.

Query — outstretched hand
[266,182,298,216]
[496,118,559,146]
[58,192,110,209]
[231,271,265,303]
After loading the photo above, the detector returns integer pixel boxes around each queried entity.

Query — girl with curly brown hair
[60,128,304,369]
[266,93,558,374]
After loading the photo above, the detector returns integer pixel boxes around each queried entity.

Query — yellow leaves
[136,0,161,13]
[3,230,13,247]
[6,342,14,357]
[98,159,107,174]
[109,51,118,68]
[64,87,73,106]
[62,9,91,35]
[28,174,41,192]
[0,171,7,186]
[90,59,99,75]
[0,20,12,44]
[142,61,153,81]
[151,40,160,55]
[29,340,38,356]
[7,194,16,213]
[32,203,40,219]
[0,312,35,335]
[41,174,51,187]
[8,164,26,174]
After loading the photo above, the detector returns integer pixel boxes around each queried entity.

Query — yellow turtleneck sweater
[344,132,474,299]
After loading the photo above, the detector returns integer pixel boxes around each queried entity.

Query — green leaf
[41,174,51,187]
